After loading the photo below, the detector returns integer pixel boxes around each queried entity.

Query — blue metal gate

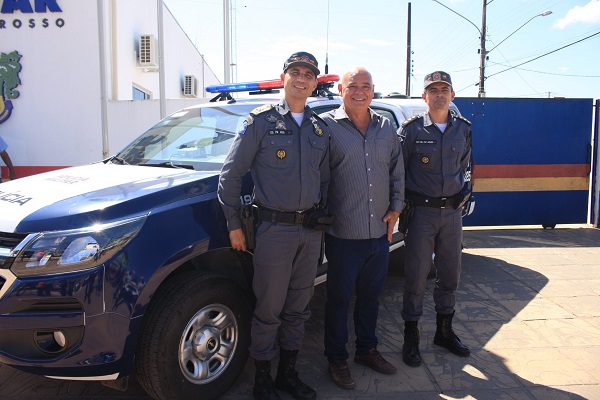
[453,98,594,227]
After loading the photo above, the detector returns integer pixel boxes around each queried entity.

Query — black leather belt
[257,206,316,224]
[406,190,458,209]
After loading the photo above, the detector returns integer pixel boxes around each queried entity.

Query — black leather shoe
[402,321,422,367]
[434,312,470,357]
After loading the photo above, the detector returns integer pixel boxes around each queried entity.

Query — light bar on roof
[205,74,340,94]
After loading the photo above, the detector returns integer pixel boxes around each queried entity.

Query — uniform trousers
[402,206,463,321]
[250,221,322,361]
[323,233,389,362]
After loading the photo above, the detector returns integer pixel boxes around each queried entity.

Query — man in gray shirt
[321,67,404,389]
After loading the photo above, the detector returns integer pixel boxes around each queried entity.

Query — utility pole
[223,0,230,84]
[405,2,411,97]
[478,0,487,98]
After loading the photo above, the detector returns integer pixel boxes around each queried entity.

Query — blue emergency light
[205,75,340,94]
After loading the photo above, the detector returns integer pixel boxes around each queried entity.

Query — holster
[453,183,472,210]
[398,200,415,234]
[240,204,258,250]
[302,208,334,231]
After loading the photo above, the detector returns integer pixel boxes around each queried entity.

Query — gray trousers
[402,206,463,321]
[250,221,322,361]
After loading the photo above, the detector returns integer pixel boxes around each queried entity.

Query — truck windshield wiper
[142,161,195,170]
[108,155,130,165]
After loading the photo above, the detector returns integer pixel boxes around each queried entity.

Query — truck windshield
[115,104,259,171]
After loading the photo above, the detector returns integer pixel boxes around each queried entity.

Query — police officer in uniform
[218,52,329,400]
[398,71,473,368]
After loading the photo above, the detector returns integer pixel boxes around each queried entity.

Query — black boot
[253,360,281,400]
[274,349,316,400]
[402,321,422,367]
[433,312,470,357]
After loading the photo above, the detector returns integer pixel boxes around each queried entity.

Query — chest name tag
[267,129,293,136]
[416,140,437,144]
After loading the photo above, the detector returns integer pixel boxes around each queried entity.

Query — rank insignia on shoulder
[313,123,323,136]
[455,114,472,125]
[421,156,430,164]
[265,114,279,123]
[276,149,286,159]
[402,114,423,127]
[251,104,274,116]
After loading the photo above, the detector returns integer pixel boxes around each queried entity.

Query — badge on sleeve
[277,150,286,159]
[238,115,254,135]
[421,156,430,164]
[313,123,323,136]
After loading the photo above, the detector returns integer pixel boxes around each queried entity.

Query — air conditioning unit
[183,75,198,98]
[138,34,158,71]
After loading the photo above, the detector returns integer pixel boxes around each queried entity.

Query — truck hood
[0,163,219,233]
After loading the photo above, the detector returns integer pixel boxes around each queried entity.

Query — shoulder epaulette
[311,111,328,126]
[455,114,472,126]
[401,114,423,127]
[250,104,274,116]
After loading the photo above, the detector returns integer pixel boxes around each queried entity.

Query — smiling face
[339,68,374,114]
[281,65,318,103]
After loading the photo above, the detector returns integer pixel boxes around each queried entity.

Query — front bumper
[0,266,135,379]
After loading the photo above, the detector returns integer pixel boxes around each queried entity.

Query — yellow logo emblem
[277,150,286,159]
[421,156,430,164]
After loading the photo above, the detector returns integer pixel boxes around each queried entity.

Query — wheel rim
[179,304,238,384]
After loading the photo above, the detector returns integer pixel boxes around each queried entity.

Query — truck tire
[135,272,253,400]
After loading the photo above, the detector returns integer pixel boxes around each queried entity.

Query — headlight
[9,216,146,277]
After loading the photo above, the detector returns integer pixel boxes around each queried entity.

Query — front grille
[0,232,28,268]
[0,232,28,248]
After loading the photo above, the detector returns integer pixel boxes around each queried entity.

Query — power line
[486,30,600,79]
[487,63,600,78]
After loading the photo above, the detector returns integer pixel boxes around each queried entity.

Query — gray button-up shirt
[322,106,404,240]
[399,112,472,198]
[218,99,330,231]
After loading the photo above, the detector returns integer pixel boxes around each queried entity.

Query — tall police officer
[398,71,473,368]
[218,52,330,400]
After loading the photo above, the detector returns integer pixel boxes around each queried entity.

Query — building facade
[0,0,220,179]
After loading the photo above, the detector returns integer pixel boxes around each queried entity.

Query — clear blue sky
[164,0,600,99]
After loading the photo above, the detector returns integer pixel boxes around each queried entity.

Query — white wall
[0,0,221,175]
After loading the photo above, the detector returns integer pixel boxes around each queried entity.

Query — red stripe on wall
[475,164,590,179]
[1,166,70,180]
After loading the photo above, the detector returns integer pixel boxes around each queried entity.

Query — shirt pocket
[450,141,466,168]
[415,143,437,169]
[375,138,392,165]
[266,135,294,169]
[308,136,327,170]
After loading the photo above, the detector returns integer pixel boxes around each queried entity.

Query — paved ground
[1,225,599,399]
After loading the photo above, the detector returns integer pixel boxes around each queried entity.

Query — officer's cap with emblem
[283,51,320,76]
[424,71,452,90]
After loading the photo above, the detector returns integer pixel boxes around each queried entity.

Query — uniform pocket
[308,136,327,170]
[450,141,466,168]
[267,136,294,169]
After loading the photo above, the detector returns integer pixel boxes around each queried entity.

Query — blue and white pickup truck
[0,78,468,400]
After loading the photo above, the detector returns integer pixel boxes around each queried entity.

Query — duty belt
[405,190,459,209]
[257,206,316,224]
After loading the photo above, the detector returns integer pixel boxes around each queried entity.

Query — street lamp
[431,1,552,97]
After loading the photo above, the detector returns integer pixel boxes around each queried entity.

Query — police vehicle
[0,75,470,400]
